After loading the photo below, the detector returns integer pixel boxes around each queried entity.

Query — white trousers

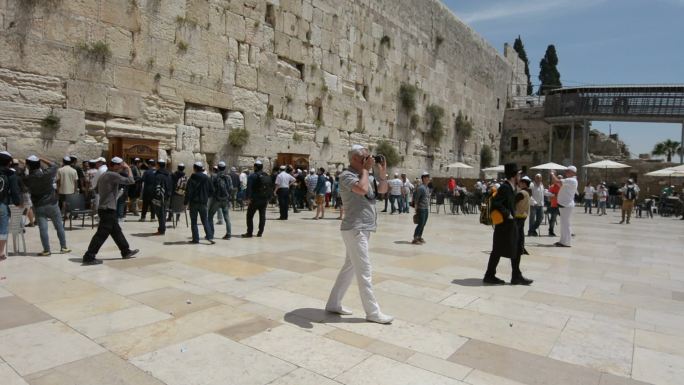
[326,230,381,317]
[559,206,573,246]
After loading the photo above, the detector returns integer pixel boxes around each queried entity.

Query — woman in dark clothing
[483,163,533,286]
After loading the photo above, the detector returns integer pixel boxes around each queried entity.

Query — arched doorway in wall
[277,153,309,171]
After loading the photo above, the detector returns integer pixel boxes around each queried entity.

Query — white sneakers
[325,306,353,315]
[365,312,394,324]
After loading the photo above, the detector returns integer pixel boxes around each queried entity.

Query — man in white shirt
[91,157,108,210]
[274,165,295,220]
[551,165,578,247]
[527,174,544,236]
[619,178,640,224]
[583,182,596,214]
[400,173,413,213]
[387,173,403,214]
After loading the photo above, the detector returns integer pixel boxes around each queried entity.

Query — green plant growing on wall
[425,104,445,144]
[374,140,401,168]
[480,144,494,168]
[77,41,111,65]
[399,83,417,113]
[147,57,155,69]
[41,111,60,130]
[177,40,189,53]
[292,132,303,143]
[314,118,323,127]
[228,128,250,148]
[154,73,162,82]
[266,105,274,120]
[175,15,198,28]
[285,95,293,104]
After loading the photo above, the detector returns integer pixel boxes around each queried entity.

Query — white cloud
[458,0,602,24]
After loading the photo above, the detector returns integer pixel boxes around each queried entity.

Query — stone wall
[500,106,630,172]
[0,0,512,176]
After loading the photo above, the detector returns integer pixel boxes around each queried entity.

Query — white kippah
[111,157,123,164]
[351,144,365,151]
[218,161,226,167]
[194,161,203,167]
[255,160,262,165]
[63,155,71,161]
[178,163,185,167]
[26,155,39,162]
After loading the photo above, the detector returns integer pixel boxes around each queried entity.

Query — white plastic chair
[8,206,26,255]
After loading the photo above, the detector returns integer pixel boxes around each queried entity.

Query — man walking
[274,165,295,220]
[185,162,214,244]
[313,167,327,219]
[91,157,108,211]
[229,166,240,209]
[552,166,578,247]
[243,160,272,238]
[305,168,317,210]
[401,173,413,213]
[22,155,71,255]
[326,145,393,324]
[152,160,173,235]
[412,172,430,244]
[583,182,595,214]
[209,161,233,239]
[483,163,533,285]
[619,178,639,224]
[387,173,403,214]
[527,174,544,236]
[82,157,139,265]
[56,156,78,217]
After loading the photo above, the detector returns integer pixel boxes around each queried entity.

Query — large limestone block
[100,0,142,31]
[107,89,143,119]
[184,106,224,129]
[231,87,268,116]
[176,124,201,153]
[66,80,107,114]
[0,68,64,106]
[224,111,245,130]
[6,137,73,160]
[225,10,246,42]
[52,108,86,142]
[323,71,338,93]
[142,94,184,127]
[236,64,257,90]
[170,150,204,171]
[200,126,229,154]
[85,119,107,143]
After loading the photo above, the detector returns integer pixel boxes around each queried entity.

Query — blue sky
[443,0,684,158]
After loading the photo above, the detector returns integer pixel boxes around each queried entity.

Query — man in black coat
[242,160,271,238]
[139,159,156,222]
[152,160,173,235]
[483,163,533,285]
[185,162,214,244]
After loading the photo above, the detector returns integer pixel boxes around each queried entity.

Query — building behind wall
[0,0,519,177]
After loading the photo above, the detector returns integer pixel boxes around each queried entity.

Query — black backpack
[625,186,636,200]
[253,172,273,200]
[0,172,9,204]
[213,174,231,202]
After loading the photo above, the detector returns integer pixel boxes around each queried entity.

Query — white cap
[88,159,97,163]
[521,176,532,182]
[567,165,577,173]
[280,165,286,170]
[26,155,39,162]
[297,169,302,173]
[97,157,106,163]
[255,160,262,165]
[310,168,315,173]
[421,171,430,177]
[218,161,226,167]
[111,157,123,164]
[0,151,12,158]
[158,159,166,164]
[231,167,237,172]
[194,161,203,168]
[351,144,365,151]
[63,156,71,161]
[134,157,141,161]
[178,163,185,167]
[628,178,634,183]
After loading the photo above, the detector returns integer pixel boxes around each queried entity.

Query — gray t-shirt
[414,184,429,209]
[97,171,134,210]
[339,167,377,232]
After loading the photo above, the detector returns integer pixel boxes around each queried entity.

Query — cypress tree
[538,44,561,95]
[513,36,533,95]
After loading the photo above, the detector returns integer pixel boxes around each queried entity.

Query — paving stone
[0,296,52,331]
[335,355,467,385]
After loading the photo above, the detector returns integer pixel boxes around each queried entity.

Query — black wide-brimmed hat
[504,163,519,179]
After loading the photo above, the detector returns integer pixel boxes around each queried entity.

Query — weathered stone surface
[176,124,201,153]
[225,111,245,130]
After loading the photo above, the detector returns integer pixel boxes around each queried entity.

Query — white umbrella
[669,164,684,172]
[482,165,504,172]
[583,159,631,180]
[446,162,473,169]
[645,168,684,177]
[530,162,568,170]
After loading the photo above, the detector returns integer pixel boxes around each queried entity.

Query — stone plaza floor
[1,204,683,385]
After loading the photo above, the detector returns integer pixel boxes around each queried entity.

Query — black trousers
[277,188,289,219]
[246,201,267,235]
[141,195,156,220]
[485,220,521,279]
[84,209,130,260]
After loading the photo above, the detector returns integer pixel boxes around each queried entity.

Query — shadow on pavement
[284,308,366,329]
[451,278,487,287]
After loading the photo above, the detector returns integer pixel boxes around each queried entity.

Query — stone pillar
[582,119,589,182]
[570,121,575,165]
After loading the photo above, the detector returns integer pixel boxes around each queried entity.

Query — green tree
[374,140,401,168]
[513,35,533,95]
[538,44,561,95]
[651,139,681,162]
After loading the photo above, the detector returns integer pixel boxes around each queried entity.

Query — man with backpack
[209,161,233,240]
[619,178,639,224]
[185,162,215,244]
[243,160,271,238]
[0,151,24,261]
[166,163,187,223]
[152,160,173,235]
